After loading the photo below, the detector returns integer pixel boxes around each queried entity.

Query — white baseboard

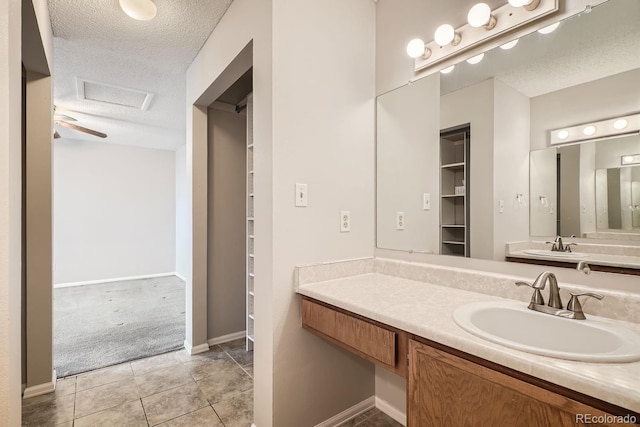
[174,272,187,282]
[54,272,177,288]
[207,330,247,346]
[23,370,57,399]
[315,396,375,427]
[184,340,210,355]
[375,396,407,426]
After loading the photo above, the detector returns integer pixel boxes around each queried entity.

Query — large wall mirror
[376,0,640,267]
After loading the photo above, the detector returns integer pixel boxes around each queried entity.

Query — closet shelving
[246,93,255,351]
[440,125,470,257]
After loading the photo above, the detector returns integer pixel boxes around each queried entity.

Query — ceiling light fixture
[434,24,461,46]
[406,39,431,59]
[549,113,640,145]
[538,22,560,34]
[409,0,558,73]
[508,0,541,11]
[466,53,485,64]
[119,0,157,21]
[499,39,520,50]
[468,3,497,29]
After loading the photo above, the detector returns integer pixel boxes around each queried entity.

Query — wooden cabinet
[408,339,635,427]
[301,297,407,377]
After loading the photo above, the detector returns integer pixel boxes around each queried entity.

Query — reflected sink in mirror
[523,249,590,258]
[453,301,640,362]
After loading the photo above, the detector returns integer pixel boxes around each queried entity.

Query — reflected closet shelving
[440,125,470,257]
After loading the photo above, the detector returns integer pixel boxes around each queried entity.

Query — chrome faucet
[546,236,578,252]
[515,271,602,320]
[577,260,591,275]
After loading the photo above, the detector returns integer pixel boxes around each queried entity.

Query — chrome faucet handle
[577,260,591,274]
[564,243,577,253]
[515,281,545,305]
[567,292,604,320]
[545,241,558,251]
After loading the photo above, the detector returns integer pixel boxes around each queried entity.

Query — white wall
[270,1,377,425]
[579,143,596,235]
[529,148,557,236]
[175,145,188,279]
[207,108,246,338]
[53,140,176,284]
[530,68,640,150]
[0,0,22,422]
[377,75,440,253]
[441,79,495,260]
[493,79,530,259]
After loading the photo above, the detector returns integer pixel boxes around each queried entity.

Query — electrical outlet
[396,212,405,230]
[340,211,350,232]
[499,200,505,214]
[295,183,308,207]
[423,193,431,210]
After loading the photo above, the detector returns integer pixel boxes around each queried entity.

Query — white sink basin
[453,301,640,362]
[523,249,589,258]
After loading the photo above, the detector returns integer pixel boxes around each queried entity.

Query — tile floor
[22,337,402,427]
[22,339,253,427]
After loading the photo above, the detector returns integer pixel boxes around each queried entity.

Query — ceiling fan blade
[55,121,107,139]
[54,113,77,122]
[53,130,61,139]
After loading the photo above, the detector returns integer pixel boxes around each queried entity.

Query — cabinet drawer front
[302,299,397,367]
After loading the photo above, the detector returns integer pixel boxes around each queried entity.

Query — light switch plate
[340,211,350,232]
[295,183,308,207]
[423,193,431,210]
[499,200,505,214]
[396,212,405,230]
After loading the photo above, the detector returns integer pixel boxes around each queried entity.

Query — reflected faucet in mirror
[545,236,577,252]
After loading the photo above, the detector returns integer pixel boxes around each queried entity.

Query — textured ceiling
[441,0,640,97]
[49,0,233,150]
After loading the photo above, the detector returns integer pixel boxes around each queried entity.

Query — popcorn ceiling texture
[48,0,233,150]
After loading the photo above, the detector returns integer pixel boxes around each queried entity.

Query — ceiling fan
[53,107,108,139]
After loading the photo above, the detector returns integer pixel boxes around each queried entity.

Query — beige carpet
[54,275,185,377]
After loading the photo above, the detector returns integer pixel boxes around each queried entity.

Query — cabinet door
[408,339,625,427]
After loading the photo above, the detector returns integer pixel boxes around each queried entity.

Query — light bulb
[499,39,519,50]
[435,24,459,46]
[466,53,485,65]
[557,130,569,140]
[583,125,596,136]
[508,0,533,6]
[440,65,455,74]
[406,39,426,58]
[538,22,560,34]
[613,119,628,130]
[119,0,157,21]
[467,3,495,29]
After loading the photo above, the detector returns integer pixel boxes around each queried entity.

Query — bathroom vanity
[296,258,640,426]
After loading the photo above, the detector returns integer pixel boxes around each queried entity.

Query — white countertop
[297,272,640,413]
[508,249,640,269]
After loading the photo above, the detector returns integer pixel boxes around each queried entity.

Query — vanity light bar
[412,0,558,73]
[622,154,640,166]
[550,113,640,145]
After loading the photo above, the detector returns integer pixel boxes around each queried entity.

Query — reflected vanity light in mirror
[538,21,560,34]
[468,3,497,29]
[614,119,629,130]
[499,39,520,50]
[550,113,640,145]
[434,24,461,46]
[622,154,640,166]
[583,125,597,136]
[440,65,456,74]
[466,53,485,64]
